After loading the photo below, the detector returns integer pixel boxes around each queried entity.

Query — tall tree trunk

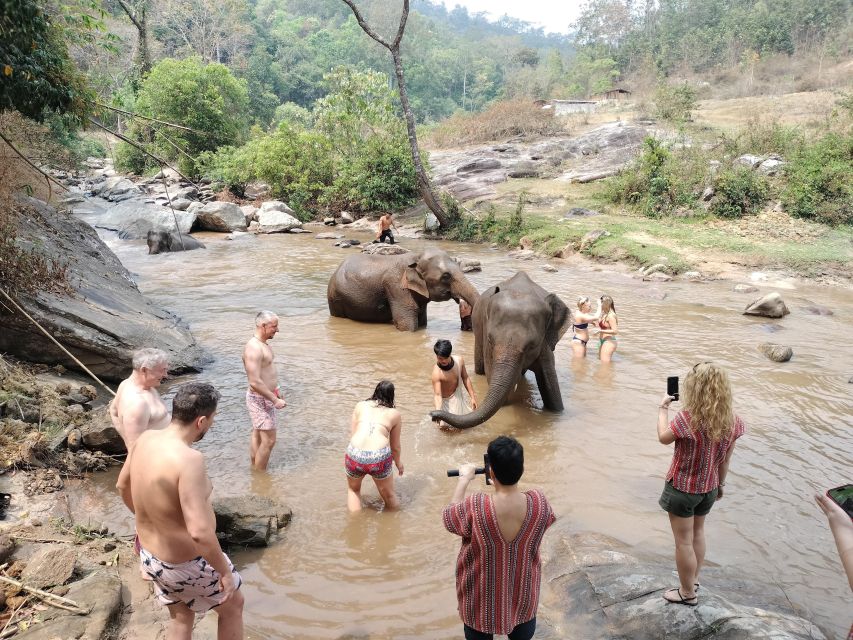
[340,0,451,229]
[117,0,150,79]
[390,48,448,228]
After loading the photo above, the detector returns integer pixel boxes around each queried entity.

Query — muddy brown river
[74,222,852,638]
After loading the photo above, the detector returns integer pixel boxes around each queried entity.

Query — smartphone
[483,453,491,486]
[827,484,853,520]
[667,376,679,401]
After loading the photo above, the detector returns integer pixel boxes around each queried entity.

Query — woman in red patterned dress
[657,362,746,606]
[444,436,556,639]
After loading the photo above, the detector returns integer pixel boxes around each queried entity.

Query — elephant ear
[402,262,430,298]
[545,293,571,350]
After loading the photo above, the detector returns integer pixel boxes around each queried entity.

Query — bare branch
[0,130,66,199]
[91,102,206,135]
[339,0,392,50]
[115,0,142,31]
[393,0,410,49]
[86,117,198,187]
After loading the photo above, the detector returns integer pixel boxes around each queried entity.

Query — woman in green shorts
[656,362,746,606]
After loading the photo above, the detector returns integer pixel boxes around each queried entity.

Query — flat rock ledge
[540,531,826,640]
[213,495,292,548]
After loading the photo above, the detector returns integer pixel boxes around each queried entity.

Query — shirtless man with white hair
[110,348,170,450]
[242,311,286,470]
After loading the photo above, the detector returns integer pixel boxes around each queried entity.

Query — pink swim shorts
[246,389,277,430]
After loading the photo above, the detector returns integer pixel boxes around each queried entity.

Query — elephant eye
[441,272,451,281]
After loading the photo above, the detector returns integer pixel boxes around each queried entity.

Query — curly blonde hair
[683,362,734,442]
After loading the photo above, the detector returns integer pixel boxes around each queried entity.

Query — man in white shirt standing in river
[242,310,286,470]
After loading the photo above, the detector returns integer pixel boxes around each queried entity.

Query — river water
[73,218,852,638]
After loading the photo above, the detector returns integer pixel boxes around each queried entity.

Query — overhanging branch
[340,0,392,49]
[393,0,409,48]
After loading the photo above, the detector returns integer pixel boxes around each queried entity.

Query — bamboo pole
[0,575,88,614]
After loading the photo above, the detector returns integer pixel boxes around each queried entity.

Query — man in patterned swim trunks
[242,310,286,470]
[116,382,244,639]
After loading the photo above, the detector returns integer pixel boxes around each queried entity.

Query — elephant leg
[388,296,419,331]
[417,306,428,329]
[474,321,485,375]
[531,347,564,411]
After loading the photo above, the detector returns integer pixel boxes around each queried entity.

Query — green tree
[116,57,250,175]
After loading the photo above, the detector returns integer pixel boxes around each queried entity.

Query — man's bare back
[124,427,208,562]
[110,351,169,450]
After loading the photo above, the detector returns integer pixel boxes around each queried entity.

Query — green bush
[782,132,853,225]
[710,167,769,218]
[115,57,250,176]
[606,137,704,217]
[653,83,697,123]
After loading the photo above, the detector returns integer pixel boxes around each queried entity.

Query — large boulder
[90,198,196,239]
[96,176,140,202]
[361,243,410,255]
[542,531,826,640]
[79,407,126,454]
[759,343,793,362]
[257,209,302,234]
[20,546,77,589]
[213,495,292,547]
[0,197,205,381]
[744,292,790,318]
[16,568,122,640]
[195,201,248,232]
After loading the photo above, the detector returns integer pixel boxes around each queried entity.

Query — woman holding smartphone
[656,362,745,606]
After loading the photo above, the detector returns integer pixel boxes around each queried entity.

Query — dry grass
[424,99,567,148]
[694,90,842,130]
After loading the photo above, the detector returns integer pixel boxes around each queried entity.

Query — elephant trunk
[452,278,480,309]
[431,356,522,429]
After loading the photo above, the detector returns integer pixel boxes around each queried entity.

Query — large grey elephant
[147,230,205,254]
[431,271,571,429]
[327,248,480,331]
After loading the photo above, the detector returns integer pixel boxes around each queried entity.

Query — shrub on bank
[782,131,852,225]
[710,167,769,218]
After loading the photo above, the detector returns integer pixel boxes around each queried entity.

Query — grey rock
[0,535,14,565]
[456,158,501,174]
[347,239,361,245]
[734,154,764,169]
[734,284,759,293]
[288,227,307,234]
[507,160,540,178]
[701,187,715,201]
[543,265,558,273]
[16,568,122,640]
[323,216,336,225]
[643,263,668,277]
[759,343,793,362]
[553,244,574,258]
[196,201,248,232]
[744,292,790,318]
[240,205,258,224]
[97,176,140,201]
[758,158,785,175]
[0,198,204,381]
[646,271,673,282]
[214,495,292,547]
[507,249,536,260]
[424,212,440,232]
[187,201,205,215]
[316,232,344,240]
[259,200,294,214]
[245,181,270,199]
[339,242,352,248]
[453,258,481,273]
[682,271,703,281]
[361,243,410,255]
[167,197,192,211]
[580,229,609,251]
[20,546,77,589]
[257,208,302,233]
[542,531,826,640]
[340,211,354,224]
[174,185,198,200]
[80,408,126,454]
[91,198,197,239]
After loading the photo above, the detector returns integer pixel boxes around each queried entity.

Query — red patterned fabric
[443,490,555,635]
[666,410,746,494]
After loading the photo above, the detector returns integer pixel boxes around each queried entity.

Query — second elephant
[327,248,479,331]
[431,271,571,429]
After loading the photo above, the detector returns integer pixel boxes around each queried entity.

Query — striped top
[666,410,746,494]
[443,490,555,634]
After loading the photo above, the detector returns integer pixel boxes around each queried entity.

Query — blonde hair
[683,362,734,442]
[577,296,589,310]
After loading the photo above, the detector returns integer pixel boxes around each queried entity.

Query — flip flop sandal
[663,587,698,606]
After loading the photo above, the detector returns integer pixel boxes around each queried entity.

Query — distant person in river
[570,296,600,358]
[110,348,171,450]
[657,362,745,607]
[597,294,618,362]
[374,212,398,244]
[345,380,403,511]
[459,299,473,331]
[431,339,477,429]
[116,382,244,640]
[444,436,555,640]
[242,310,286,471]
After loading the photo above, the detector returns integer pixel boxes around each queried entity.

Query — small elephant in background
[431,271,571,429]
[146,230,205,255]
